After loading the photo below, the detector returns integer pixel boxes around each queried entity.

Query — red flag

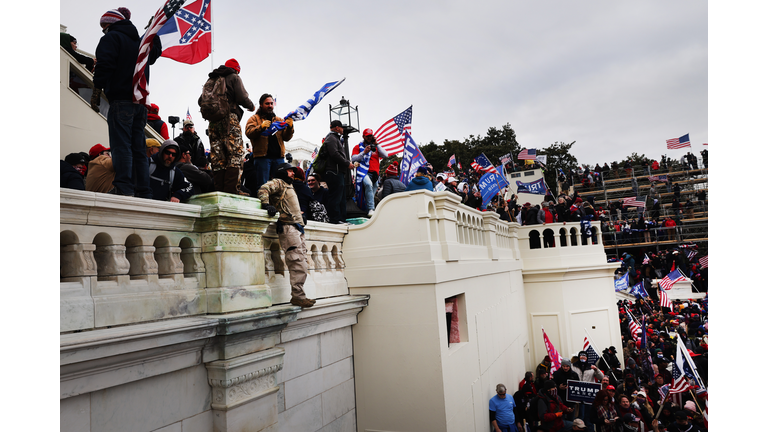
[542,328,563,375]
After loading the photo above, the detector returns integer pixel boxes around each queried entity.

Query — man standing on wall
[199,58,255,194]
[257,163,316,308]
[92,7,162,198]
[245,94,294,192]
[323,120,355,224]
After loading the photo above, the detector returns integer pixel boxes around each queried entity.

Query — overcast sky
[60,0,707,165]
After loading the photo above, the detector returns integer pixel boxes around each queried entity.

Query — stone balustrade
[516,222,611,272]
[60,189,349,332]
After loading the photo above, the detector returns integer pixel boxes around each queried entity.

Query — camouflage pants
[208,113,245,171]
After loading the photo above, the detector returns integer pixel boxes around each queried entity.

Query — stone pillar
[93,244,130,281]
[188,193,274,313]
[125,245,158,280]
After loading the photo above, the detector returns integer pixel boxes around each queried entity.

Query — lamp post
[329,97,366,219]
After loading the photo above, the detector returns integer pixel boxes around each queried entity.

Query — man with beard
[351,128,388,216]
[148,140,193,202]
[174,120,207,169]
[198,58,255,195]
[245,94,294,193]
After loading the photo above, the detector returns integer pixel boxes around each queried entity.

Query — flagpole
[210,0,215,71]
[584,328,619,383]
[688,388,704,413]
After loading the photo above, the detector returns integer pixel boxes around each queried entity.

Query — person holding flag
[92,7,164,198]
[351,128,389,217]
[245,93,294,192]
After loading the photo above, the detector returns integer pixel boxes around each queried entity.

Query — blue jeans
[362,173,376,211]
[107,101,150,197]
[252,157,285,193]
[325,171,347,223]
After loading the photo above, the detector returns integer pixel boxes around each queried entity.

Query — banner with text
[515,178,547,195]
[566,380,602,404]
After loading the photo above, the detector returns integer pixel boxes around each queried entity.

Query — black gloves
[265,205,278,217]
[90,88,102,113]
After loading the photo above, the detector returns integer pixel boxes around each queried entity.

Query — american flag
[518,148,537,160]
[660,268,685,290]
[186,108,192,121]
[447,154,456,168]
[132,0,187,103]
[311,146,319,159]
[374,106,412,155]
[686,250,698,262]
[642,254,650,265]
[582,332,600,366]
[658,384,670,404]
[699,255,708,269]
[627,310,642,341]
[542,328,563,375]
[670,338,694,395]
[622,196,646,208]
[472,154,497,174]
[648,174,668,182]
[666,134,692,150]
[659,287,671,309]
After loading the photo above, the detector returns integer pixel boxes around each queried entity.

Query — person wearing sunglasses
[148,140,193,203]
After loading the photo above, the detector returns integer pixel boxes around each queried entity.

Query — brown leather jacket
[244,112,294,158]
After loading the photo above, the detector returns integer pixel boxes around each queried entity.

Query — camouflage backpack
[199,75,229,122]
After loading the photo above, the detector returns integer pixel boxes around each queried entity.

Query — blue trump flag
[630,281,649,298]
[399,132,427,187]
[262,78,346,136]
[478,171,506,207]
[614,272,629,292]
[516,178,547,195]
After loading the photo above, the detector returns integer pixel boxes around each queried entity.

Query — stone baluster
[61,243,98,279]
[93,244,131,281]
[125,245,158,279]
[155,246,184,278]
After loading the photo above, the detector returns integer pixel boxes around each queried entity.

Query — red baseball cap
[89,144,110,159]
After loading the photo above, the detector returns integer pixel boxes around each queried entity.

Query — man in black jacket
[174,120,207,169]
[149,140,193,203]
[323,120,355,224]
[552,360,579,419]
[92,8,162,198]
[177,144,213,195]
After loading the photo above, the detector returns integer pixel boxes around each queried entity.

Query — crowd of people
[490,296,708,432]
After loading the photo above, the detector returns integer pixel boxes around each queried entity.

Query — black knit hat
[65,153,88,166]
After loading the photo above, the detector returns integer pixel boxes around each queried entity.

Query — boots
[212,169,226,192]
[290,297,316,308]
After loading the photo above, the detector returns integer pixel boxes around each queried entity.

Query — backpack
[309,143,329,180]
[199,76,229,122]
[529,395,542,423]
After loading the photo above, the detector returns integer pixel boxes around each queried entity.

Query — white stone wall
[275,327,356,432]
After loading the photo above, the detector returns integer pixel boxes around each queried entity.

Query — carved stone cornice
[205,347,284,411]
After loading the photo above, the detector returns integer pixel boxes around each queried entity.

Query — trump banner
[516,178,547,195]
[399,132,427,187]
[478,170,506,207]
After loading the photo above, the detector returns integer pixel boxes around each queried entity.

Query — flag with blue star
[158,0,213,64]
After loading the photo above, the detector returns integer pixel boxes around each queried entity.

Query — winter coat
[322,131,351,175]
[405,176,434,192]
[147,113,169,139]
[537,389,568,432]
[198,65,255,121]
[572,361,604,383]
[60,160,85,190]
[148,141,193,202]
[85,155,115,193]
[244,110,294,158]
[174,132,207,168]
[380,176,406,199]
[94,19,161,102]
